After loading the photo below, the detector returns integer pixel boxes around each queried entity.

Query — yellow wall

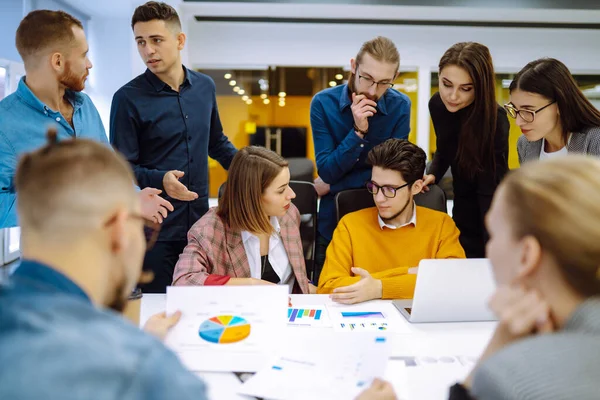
[209,95,313,197]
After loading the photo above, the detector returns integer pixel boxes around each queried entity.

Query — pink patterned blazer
[172,204,310,294]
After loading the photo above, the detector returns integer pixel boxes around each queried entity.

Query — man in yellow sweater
[318,139,465,303]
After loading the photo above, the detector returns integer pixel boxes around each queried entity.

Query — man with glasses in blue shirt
[311,36,411,282]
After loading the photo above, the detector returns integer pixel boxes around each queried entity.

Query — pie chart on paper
[198,315,251,344]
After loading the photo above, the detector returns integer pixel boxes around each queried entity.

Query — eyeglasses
[356,63,394,90]
[104,213,161,251]
[504,101,556,123]
[366,180,410,198]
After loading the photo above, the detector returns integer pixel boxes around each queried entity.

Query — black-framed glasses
[356,63,394,90]
[504,101,556,123]
[366,180,410,198]
[104,213,161,251]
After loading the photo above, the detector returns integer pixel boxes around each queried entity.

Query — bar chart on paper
[287,307,331,327]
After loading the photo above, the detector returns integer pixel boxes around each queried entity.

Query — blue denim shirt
[0,260,207,400]
[311,84,411,241]
[110,67,237,241]
[0,78,109,228]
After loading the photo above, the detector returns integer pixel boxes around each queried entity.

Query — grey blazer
[471,298,600,400]
[517,126,600,164]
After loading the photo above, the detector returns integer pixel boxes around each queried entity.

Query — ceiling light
[335,73,343,80]
[329,81,337,87]
[278,102,285,107]
[263,98,270,104]
[246,99,253,105]
[224,73,232,79]
[233,86,240,93]
[260,94,267,99]
[229,80,236,86]
[242,95,249,101]
[278,91,286,97]
[238,89,245,95]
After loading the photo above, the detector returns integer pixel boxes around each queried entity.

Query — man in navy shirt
[111,2,237,293]
[311,36,411,281]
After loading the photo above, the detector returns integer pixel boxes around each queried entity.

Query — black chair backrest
[217,180,318,280]
[335,184,447,222]
[287,158,315,183]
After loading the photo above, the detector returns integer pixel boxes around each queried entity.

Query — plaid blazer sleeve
[280,204,310,294]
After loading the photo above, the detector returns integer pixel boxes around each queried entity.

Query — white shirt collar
[241,216,281,243]
[378,202,417,230]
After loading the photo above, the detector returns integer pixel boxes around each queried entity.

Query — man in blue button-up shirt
[311,37,411,281]
[0,10,172,229]
[110,3,237,293]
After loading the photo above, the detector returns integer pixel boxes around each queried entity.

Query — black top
[110,67,237,241]
[428,92,509,258]
[428,92,509,196]
[260,255,280,284]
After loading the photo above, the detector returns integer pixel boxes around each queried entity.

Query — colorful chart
[339,322,388,331]
[198,315,251,344]
[288,308,322,323]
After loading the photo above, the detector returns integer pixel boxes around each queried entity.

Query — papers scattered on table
[238,332,391,400]
[165,285,288,372]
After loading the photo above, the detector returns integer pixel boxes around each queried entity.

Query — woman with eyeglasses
[505,58,600,162]
[449,156,600,400]
[423,42,510,259]
[172,146,314,294]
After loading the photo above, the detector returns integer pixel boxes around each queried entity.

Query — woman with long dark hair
[423,42,509,258]
[506,58,600,162]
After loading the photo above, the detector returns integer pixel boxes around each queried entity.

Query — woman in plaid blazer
[504,58,600,163]
[172,146,312,294]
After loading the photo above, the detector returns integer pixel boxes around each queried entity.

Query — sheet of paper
[195,372,255,400]
[165,285,288,372]
[238,332,391,400]
[287,306,332,327]
[326,301,412,333]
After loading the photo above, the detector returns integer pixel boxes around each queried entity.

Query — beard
[107,278,129,313]
[347,72,379,102]
[59,61,87,92]
[380,195,413,225]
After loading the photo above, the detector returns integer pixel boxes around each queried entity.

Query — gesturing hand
[331,267,383,304]
[351,93,377,135]
[139,187,174,224]
[163,170,199,201]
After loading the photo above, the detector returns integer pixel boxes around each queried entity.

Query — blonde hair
[356,36,400,69]
[15,129,137,239]
[217,146,288,234]
[501,156,600,296]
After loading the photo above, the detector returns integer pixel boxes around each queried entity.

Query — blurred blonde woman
[450,155,600,399]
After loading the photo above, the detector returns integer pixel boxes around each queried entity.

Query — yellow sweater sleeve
[317,220,361,294]
[436,214,466,259]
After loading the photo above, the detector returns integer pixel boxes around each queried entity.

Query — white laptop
[393,258,497,323]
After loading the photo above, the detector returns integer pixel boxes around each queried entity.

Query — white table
[141,294,495,400]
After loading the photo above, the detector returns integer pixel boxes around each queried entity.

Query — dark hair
[509,58,600,143]
[131,1,181,30]
[16,10,83,63]
[367,139,426,185]
[217,147,289,234]
[439,42,498,179]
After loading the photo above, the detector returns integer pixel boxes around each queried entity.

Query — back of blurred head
[488,155,600,302]
[15,130,146,312]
